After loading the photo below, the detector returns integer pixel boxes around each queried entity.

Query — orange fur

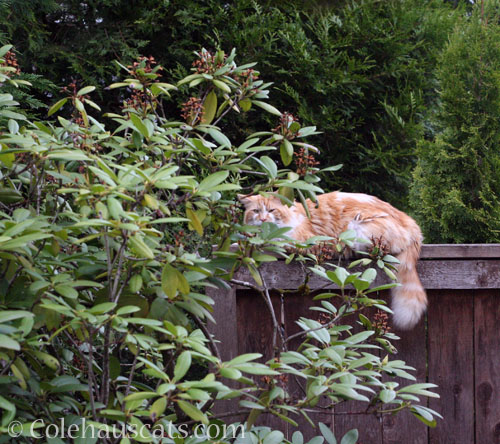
[239,191,427,329]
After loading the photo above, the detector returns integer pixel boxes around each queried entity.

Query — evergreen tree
[410,3,500,242]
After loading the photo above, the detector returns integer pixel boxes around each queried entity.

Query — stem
[123,347,140,403]
[258,270,286,354]
[85,329,98,420]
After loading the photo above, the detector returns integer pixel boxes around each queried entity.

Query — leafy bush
[410,3,500,243]
[0,45,440,443]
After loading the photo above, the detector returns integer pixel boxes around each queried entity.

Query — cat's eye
[269,209,275,213]
[252,209,260,213]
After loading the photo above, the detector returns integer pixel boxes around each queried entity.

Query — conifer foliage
[410,4,500,243]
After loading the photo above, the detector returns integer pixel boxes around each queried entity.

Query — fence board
[428,290,474,444]
[382,315,428,444]
[333,305,383,444]
[474,289,500,444]
[233,259,500,290]
[421,244,500,258]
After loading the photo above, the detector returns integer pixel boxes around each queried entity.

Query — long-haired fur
[239,191,427,329]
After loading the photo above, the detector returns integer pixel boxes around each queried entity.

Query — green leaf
[47,98,68,116]
[320,164,343,172]
[0,232,52,250]
[177,400,208,424]
[47,150,90,161]
[263,430,285,444]
[0,310,33,324]
[55,285,79,299]
[240,98,252,112]
[255,156,278,178]
[0,333,20,351]
[198,170,229,192]
[186,207,203,235]
[30,351,60,370]
[129,234,155,259]
[129,113,150,138]
[123,391,158,402]
[150,397,167,418]
[280,140,293,166]
[345,331,374,344]
[319,422,337,444]
[174,351,192,381]
[227,353,262,366]
[201,90,217,124]
[176,270,190,295]
[379,389,396,403]
[77,86,96,96]
[0,44,13,57]
[219,367,242,379]
[252,100,282,116]
[89,302,116,315]
[107,196,123,220]
[8,119,19,134]
[208,128,231,147]
[213,79,232,93]
[340,429,359,444]
[129,275,143,293]
[161,263,178,299]
[411,405,438,427]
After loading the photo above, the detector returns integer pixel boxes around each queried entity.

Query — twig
[258,270,286,354]
[192,314,221,360]
[123,347,140,402]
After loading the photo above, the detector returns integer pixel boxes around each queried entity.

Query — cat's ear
[237,194,254,207]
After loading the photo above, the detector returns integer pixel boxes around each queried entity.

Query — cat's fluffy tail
[391,241,427,330]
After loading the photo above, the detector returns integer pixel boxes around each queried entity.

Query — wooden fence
[208,244,500,444]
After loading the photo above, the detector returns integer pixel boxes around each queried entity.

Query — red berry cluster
[373,310,391,333]
[174,230,185,248]
[272,112,299,139]
[122,91,148,112]
[180,97,204,125]
[233,68,258,88]
[192,50,225,74]
[128,56,162,77]
[2,50,20,76]
[316,241,339,263]
[294,147,320,176]
[61,81,79,97]
[369,236,390,259]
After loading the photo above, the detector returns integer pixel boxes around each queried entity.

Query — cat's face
[238,194,294,227]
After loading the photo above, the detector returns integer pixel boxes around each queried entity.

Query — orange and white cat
[238,192,426,330]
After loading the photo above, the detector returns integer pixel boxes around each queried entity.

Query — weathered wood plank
[227,243,500,259]
[474,289,500,444]
[284,291,334,440]
[232,259,500,290]
[428,290,474,444]
[235,290,288,434]
[207,286,238,361]
[383,309,428,444]
[207,286,241,420]
[334,304,383,444]
[421,244,500,259]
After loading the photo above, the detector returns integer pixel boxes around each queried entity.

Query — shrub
[0,46,440,443]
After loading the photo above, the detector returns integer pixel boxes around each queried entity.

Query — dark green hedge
[1,0,459,209]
